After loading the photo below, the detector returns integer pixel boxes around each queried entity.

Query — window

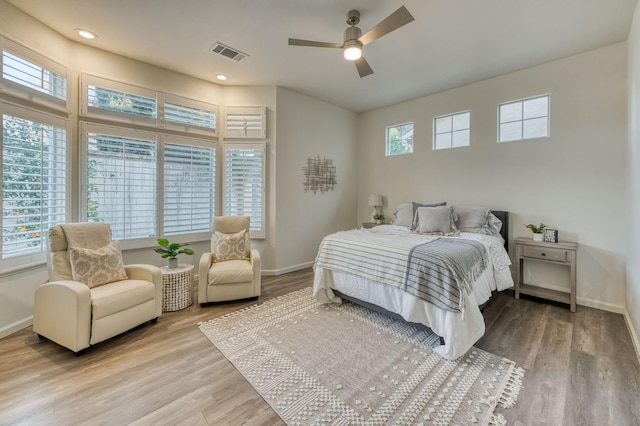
[1,36,68,111]
[164,94,218,135]
[83,125,157,241]
[499,94,549,142]
[1,104,68,267]
[223,142,265,238]
[433,111,470,150]
[81,75,158,126]
[224,106,265,138]
[81,124,217,244]
[163,139,216,235]
[386,122,413,156]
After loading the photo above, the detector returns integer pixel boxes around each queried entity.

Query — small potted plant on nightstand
[154,238,194,268]
[373,213,386,225]
[524,223,546,242]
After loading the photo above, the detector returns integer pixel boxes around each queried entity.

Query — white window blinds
[2,106,68,261]
[87,85,157,119]
[85,128,157,240]
[224,106,266,138]
[1,37,68,111]
[223,143,265,238]
[163,141,216,235]
[163,94,217,135]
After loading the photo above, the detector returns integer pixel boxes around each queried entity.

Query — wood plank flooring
[1,268,638,425]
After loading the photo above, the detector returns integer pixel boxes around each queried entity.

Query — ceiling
[6,0,638,112]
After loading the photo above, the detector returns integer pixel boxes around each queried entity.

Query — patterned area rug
[199,288,524,425]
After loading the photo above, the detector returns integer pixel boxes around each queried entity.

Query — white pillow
[416,206,459,236]
[213,229,250,261]
[68,241,128,288]
[391,203,413,228]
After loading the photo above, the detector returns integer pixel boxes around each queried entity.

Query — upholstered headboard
[491,210,509,252]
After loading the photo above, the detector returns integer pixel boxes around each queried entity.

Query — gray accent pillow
[411,201,447,230]
[454,206,503,236]
[416,206,459,235]
[392,203,413,228]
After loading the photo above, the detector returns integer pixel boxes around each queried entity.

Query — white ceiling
[6,0,638,112]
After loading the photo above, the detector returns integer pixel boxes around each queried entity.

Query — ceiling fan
[288,6,415,78]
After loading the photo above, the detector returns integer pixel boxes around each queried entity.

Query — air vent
[211,42,248,62]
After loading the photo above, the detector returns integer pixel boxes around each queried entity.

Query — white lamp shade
[368,194,383,207]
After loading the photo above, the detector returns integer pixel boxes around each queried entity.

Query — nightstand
[514,237,578,312]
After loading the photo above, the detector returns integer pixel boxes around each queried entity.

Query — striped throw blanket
[405,238,487,313]
[314,229,489,314]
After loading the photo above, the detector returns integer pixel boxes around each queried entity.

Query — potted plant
[373,213,386,225]
[154,238,194,268]
[524,223,546,242]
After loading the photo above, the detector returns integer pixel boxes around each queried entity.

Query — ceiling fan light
[343,42,362,61]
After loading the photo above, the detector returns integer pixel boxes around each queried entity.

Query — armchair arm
[33,280,91,353]
[198,253,213,304]
[125,264,162,318]
[250,249,261,297]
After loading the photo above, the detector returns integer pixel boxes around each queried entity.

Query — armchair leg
[74,348,87,356]
[150,317,158,323]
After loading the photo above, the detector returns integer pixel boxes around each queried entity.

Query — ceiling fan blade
[358,6,415,46]
[355,56,374,78]
[288,38,343,48]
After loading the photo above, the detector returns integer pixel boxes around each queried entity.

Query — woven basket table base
[161,264,194,312]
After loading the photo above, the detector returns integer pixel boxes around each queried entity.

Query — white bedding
[313,225,514,360]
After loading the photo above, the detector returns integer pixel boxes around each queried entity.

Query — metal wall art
[302,155,337,194]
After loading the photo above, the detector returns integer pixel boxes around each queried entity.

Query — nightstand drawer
[523,246,567,262]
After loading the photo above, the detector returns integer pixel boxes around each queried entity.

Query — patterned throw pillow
[213,230,249,261]
[68,241,128,288]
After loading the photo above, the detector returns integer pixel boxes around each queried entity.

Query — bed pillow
[454,206,503,236]
[415,206,459,235]
[391,203,413,228]
[411,201,447,230]
[213,229,250,261]
[68,241,128,288]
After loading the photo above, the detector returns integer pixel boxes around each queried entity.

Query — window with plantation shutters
[163,140,216,236]
[224,106,266,139]
[223,142,265,238]
[1,104,68,267]
[81,75,157,126]
[163,94,217,135]
[1,36,68,111]
[83,125,157,241]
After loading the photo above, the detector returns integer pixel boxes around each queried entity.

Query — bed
[313,206,513,360]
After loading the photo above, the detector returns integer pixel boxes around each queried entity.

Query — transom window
[433,111,470,150]
[499,94,549,142]
[386,122,414,156]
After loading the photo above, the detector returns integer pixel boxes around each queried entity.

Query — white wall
[274,87,357,274]
[357,43,628,312]
[626,2,640,358]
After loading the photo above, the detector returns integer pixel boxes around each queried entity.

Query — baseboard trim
[624,310,640,365]
[0,316,32,339]
[576,297,624,314]
[262,261,314,276]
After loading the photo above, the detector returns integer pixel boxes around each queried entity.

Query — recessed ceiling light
[76,29,97,40]
[216,74,228,81]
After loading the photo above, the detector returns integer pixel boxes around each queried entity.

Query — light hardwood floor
[1,268,638,425]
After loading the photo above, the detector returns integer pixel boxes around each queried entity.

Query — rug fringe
[488,413,507,426]
[497,362,525,409]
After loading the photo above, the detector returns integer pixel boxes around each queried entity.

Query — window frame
[161,93,218,136]
[222,141,266,239]
[498,94,550,143]
[0,36,69,112]
[1,102,70,271]
[385,121,414,156]
[433,110,471,150]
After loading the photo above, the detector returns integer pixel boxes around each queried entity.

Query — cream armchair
[199,216,261,304]
[33,223,162,353]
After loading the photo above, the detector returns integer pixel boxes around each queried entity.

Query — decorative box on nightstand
[514,237,578,312]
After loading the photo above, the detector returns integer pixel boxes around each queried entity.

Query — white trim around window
[433,111,470,150]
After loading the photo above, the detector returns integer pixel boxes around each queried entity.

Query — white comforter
[313,225,514,360]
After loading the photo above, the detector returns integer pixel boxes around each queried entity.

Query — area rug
[198,288,524,425]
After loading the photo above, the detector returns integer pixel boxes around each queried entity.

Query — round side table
[160,264,194,312]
